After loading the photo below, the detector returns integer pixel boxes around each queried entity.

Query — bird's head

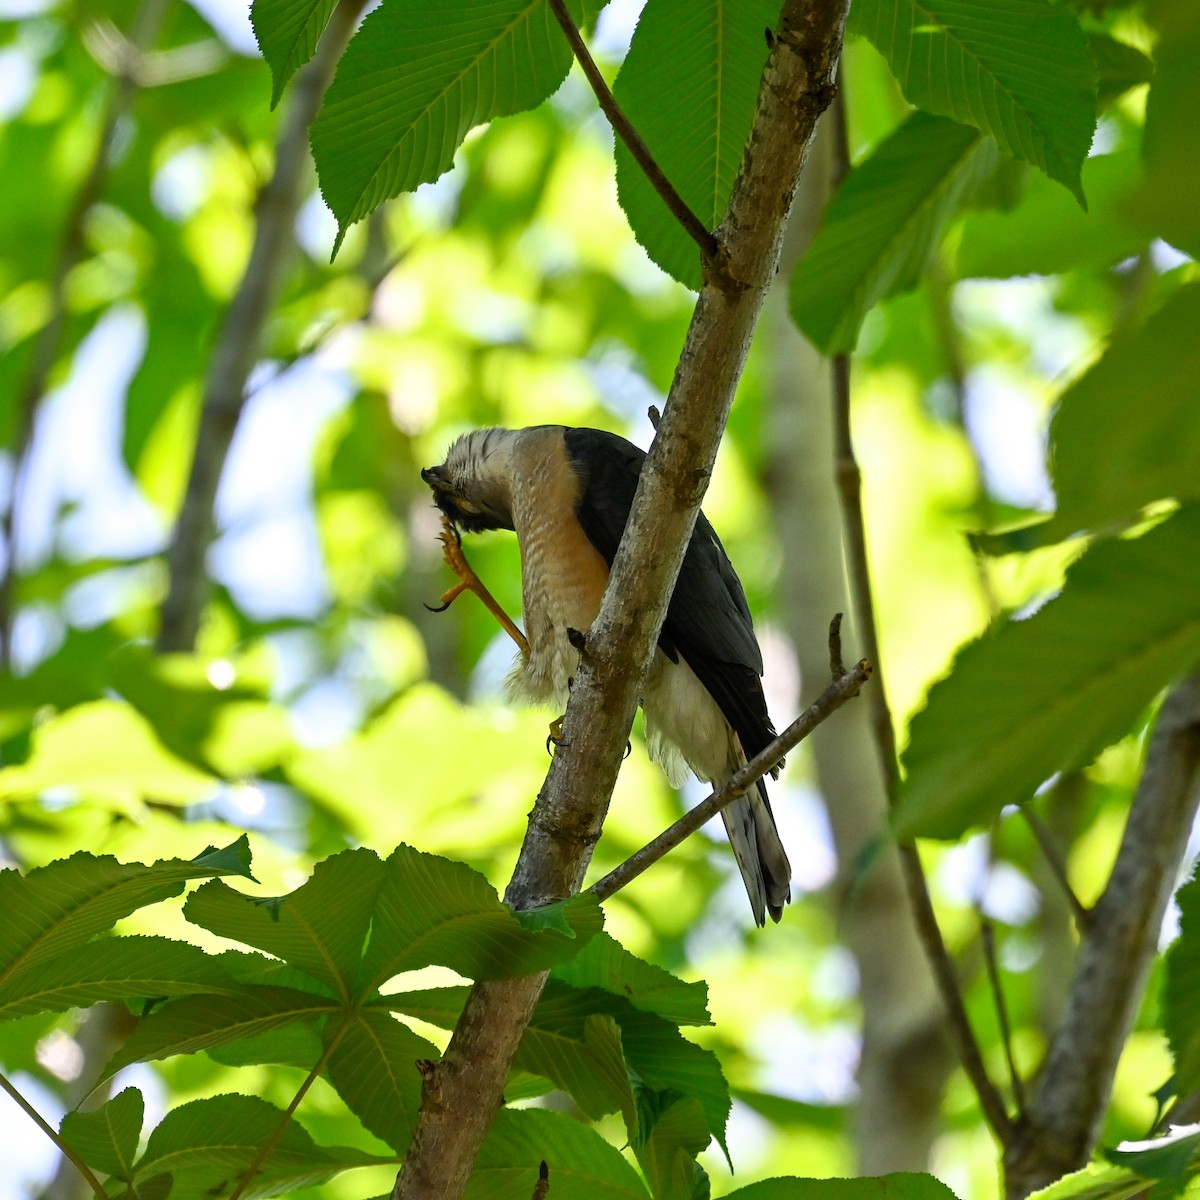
[422,428,519,534]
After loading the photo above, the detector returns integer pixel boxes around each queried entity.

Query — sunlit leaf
[613,0,782,289]
[0,838,252,994]
[61,1087,143,1183]
[898,507,1200,839]
[791,111,996,353]
[850,0,1095,202]
[1048,283,1200,537]
[313,0,585,250]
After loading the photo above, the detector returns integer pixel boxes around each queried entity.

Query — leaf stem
[826,81,1011,1143]
[0,1070,111,1200]
[225,1018,349,1200]
[981,919,1027,1118]
[544,0,718,260]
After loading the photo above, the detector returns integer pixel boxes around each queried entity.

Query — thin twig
[531,1160,550,1200]
[156,0,365,653]
[1019,802,1091,931]
[0,1070,111,1200]
[545,0,717,260]
[981,920,1028,1118]
[592,658,871,903]
[226,1018,348,1200]
[826,83,1011,1138]
[828,612,845,676]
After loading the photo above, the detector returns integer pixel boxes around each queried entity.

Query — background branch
[0,0,168,668]
[1005,674,1200,1199]
[156,0,364,653]
[390,3,851,1196]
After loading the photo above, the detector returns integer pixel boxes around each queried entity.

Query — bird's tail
[721,780,791,926]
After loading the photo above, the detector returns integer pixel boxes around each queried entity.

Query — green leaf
[1165,877,1200,1094]
[0,936,240,1020]
[897,507,1200,839]
[102,987,339,1079]
[61,1088,143,1182]
[470,1108,651,1200]
[325,1010,439,1154]
[1089,34,1154,107]
[1134,0,1200,257]
[313,0,580,250]
[550,932,711,1026]
[0,839,252,994]
[0,700,215,806]
[521,983,728,1153]
[722,1176,962,1200]
[185,848,385,999]
[1019,1161,1166,1200]
[635,1096,711,1200]
[130,1094,392,1195]
[359,844,602,992]
[1106,1129,1200,1193]
[1048,284,1200,537]
[849,0,1095,203]
[252,0,339,107]
[612,0,782,289]
[790,111,997,353]
[954,150,1147,280]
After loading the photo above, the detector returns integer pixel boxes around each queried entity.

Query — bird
[421,424,791,925]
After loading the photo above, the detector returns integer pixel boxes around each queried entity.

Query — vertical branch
[1005,675,1200,1199]
[824,91,1012,1143]
[156,0,364,653]
[0,0,169,668]
[391,3,852,1197]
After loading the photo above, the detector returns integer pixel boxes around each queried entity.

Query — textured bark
[156,0,363,652]
[1005,676,1200,1199]
[390,3,851,1196]
[764,123,952,1174]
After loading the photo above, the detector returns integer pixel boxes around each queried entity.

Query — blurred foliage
[0,0,1198,1198]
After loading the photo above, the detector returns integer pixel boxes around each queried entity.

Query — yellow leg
[428,516,529,656]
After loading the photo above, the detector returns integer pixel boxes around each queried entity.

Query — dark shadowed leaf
[0,838,252,994]
[61,1088,143,1183]
[898,507,1200,839]
[0,936,240,1020]
[184,847,384,999]
[359,844,602,990]
[1165,877,1200,1094]
[325,1009,438,1154]
[790,111,996,353]
[102,987,339,1079]
[850,0,1095,202]
[1049,284,1200,537]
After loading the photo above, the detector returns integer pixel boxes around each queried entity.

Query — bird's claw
[546,715,566,756]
